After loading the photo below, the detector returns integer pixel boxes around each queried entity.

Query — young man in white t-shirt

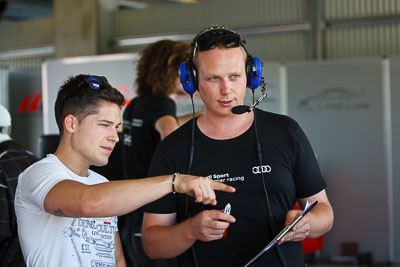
[14,74,235,267]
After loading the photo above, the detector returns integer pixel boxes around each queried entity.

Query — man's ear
[64,114,78,134]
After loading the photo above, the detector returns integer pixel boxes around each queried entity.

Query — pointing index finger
[211,180,236,193]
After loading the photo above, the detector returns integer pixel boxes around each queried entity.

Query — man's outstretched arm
[43,174,235,218]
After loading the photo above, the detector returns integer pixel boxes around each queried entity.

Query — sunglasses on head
[79,76,108,90]
[192,27,244,57]
[59,75,109,115]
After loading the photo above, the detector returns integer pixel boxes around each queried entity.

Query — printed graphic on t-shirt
[205,165,272,184]
[63,217,117,267]
[206,172,245,183]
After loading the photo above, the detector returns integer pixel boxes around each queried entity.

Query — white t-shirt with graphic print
[15,154,118,267]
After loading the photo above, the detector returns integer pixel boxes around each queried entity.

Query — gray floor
[304,252,399,267]
[309,265,400,267]
[307,260,400,267]
[305,257,399,266]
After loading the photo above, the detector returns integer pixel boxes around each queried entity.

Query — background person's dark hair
[136,39,190,96]
[54,74,125,135]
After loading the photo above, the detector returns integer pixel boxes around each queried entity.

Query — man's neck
[197,111,253,140]
[54,141,89,177]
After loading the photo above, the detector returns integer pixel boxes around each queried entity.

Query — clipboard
[243,200,318,267]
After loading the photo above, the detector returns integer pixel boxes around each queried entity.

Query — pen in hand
[222,203,231,239]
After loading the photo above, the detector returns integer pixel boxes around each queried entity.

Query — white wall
[389,57,400,263]
[286,59,391,262]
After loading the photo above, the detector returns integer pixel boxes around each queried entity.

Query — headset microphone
[231,105,250,114]
[232,80,268,115]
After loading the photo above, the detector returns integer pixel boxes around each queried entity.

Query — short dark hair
[135,39,190,96]
[54,74,125,135]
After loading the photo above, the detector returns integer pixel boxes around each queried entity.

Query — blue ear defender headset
[179,26,263,95]
[179,60,197,95]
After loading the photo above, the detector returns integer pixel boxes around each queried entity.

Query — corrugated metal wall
[112,0,400,61]
[324,0,400,19]
[112,0,309,61]
[324,0,400,58]
[0,18,53,50]
[113,0,306,37]
[325,24,400,58]
[0,67,8,106]
[1,1,400,69]
[0,56,53,70]
[0,18,54,69]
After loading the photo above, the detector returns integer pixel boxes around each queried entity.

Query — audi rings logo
[252,165,272,174]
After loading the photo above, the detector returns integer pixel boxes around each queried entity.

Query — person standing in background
[0,104,38,267]
[121,39,201,267]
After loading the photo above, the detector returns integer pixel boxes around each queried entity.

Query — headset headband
[180,25,263,94]
[190,25,247,60]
